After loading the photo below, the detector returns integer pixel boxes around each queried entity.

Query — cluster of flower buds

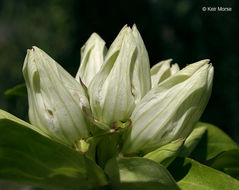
[23,25,213,155]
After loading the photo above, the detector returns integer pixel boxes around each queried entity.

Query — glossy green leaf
[209,149,239,180]
[179,126,206,157]
[0,110,49,138]
[144,138,185,167]
[104,157,180,190]
[0,110,108,190]
[190,122,238,162]
[168,157,239,190]
[4,83,27,97]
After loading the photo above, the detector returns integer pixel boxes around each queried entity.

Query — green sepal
[113,119,132,129]
[179,125,207,157]
[144,138,185,167]
[104,157,180,190]
[94,118,111,130]
[75,139,90,153]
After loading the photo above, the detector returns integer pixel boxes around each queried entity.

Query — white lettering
[218,7,232,12]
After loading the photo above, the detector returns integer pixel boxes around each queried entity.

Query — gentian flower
[122,60,213,154]
[23,25,213,155]
[23,47,90,145]
[88,25,151,128]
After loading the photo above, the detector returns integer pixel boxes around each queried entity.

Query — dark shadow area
[112,182,178,190]
[189,130,208,163]
[167,157,192,182]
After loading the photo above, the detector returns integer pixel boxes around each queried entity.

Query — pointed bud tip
[23,48,37,72]
[194,59,210,67]
[88,32,103,42]
[132,24,137,30]
[26,46,42,54]
[194,59,210,66]
[31,46,39,51]
[120,25,133,34]
[176,59,211,77]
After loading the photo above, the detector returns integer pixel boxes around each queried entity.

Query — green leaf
[190,122,238,162]
[179,126,206,157]
[4,83,27,97]
[144,138,185,167]
[0,110,108,190]
[0,110,49,138]
[168,157,239,190]
[104,157,180,190]
[209,149,239,180]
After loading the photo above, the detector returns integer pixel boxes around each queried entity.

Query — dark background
[0,0,238,189]
[0,0,238,153]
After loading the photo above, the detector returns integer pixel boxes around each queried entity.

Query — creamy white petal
[75,33,106,87]
[88,26,136,126]
[170,63,180,75]
[23,46,90,145]
[122,59,213,154]
[131,25,151,104]
[151,59,172,88]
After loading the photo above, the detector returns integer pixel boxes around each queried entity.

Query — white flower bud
[122,59,214,154]
[88,26,136,127]
[151,59,180,88]
[131,25,151,104]
[75,33,106,87]
[23,46,90,145]
[88,25,151,127]
[151,59,172,88]
[170,63,180,75]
